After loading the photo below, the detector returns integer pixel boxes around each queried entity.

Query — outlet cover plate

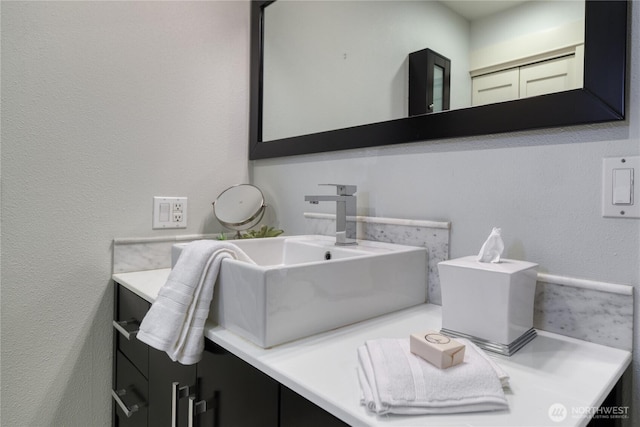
[153,196,188,229]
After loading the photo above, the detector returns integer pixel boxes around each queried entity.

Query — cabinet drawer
[113,351,148,427]
[115,284,150,377]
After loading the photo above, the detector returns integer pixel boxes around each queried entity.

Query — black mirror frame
[249,0,627,160]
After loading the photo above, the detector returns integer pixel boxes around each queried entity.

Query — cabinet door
[471,68,519,106]
[280,385,349,427]
[148,347,197,427]
[519,55,577,98]
[195,341,279,427]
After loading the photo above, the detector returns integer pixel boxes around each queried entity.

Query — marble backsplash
[112,233,221,274]
[113,218,634,351]
[534,274,633,351]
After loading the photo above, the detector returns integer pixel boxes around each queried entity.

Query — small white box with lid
[438,256,538,355]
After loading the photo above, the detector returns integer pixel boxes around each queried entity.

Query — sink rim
[222,234,427,270]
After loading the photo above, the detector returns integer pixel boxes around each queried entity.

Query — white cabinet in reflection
[472,48,584,107]
[471,68,519,106]
[519,54,580,98]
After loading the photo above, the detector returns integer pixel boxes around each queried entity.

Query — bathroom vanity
[112,268,631,427]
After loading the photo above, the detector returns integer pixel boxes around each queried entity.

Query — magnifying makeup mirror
[213,184,266,237]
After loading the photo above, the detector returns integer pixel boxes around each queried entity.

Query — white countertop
[113,269,632,427]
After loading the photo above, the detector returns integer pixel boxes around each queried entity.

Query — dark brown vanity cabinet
[112,284,150,426]
[113,283,280,427]
[280,386,349,427]
[115,282,339,427]
[197,341,279,426]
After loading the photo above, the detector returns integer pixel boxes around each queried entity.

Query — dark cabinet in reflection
[409,48,451,116]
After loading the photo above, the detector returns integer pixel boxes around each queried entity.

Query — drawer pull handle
[188,395,209,427]
[172,382,192,427]
[111,388,143,418]
[113,320,139,340]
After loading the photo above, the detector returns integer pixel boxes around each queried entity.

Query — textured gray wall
[1,2,250,425]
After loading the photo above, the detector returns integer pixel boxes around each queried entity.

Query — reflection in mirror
[213,184,266,236]
[409,48,451,116]
[433,65,444,112]
[263,0,584,142]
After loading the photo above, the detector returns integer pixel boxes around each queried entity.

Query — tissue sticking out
[477,227,504,263]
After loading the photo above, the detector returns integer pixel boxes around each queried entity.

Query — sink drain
[324,251,332,260]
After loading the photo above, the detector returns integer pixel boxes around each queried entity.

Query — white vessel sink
[172,235,427,348]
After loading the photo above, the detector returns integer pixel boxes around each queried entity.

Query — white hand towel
[358,338,509,415]
[137,240,255,365]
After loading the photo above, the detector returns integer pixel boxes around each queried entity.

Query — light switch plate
[153,196,188,229]
[602,156,639,218]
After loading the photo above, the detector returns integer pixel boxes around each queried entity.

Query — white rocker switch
[612,168,632,205]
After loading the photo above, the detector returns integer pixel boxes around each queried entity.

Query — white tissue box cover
[438,256,538,345]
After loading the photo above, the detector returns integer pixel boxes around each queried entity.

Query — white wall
[253,1,640,424]
[1,1,249,425]
[469,1,585,73]
[469,0,585,51]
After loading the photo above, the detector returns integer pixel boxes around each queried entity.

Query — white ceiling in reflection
[440,0,528,21]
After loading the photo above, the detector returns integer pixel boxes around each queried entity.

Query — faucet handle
[319,184,357,196]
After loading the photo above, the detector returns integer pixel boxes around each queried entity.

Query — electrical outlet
[153,197,188,229]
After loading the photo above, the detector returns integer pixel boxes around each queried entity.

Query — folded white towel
[137,240,254,365]
[357,337,509,415]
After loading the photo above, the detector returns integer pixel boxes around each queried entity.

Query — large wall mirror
[249,0,627,160]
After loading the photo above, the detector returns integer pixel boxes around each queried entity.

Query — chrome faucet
[305,184,357,246]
